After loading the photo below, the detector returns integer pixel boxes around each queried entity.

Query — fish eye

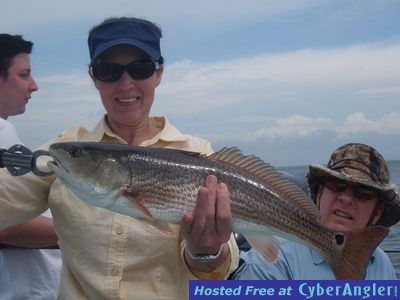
[69,147,81,158]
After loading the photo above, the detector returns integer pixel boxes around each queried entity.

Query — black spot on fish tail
[328,226,389,280]
[335,234,344,246]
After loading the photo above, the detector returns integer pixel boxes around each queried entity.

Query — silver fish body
[48,142,388,280]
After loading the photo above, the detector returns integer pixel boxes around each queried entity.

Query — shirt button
[115,226,124,235]
[111,268,119,276]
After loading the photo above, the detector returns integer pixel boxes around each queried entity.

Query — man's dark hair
[0,34,33,78]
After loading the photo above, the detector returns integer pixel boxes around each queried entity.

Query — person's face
[316,178,384,231]
[90,45,163,128]
[0,53,38,119]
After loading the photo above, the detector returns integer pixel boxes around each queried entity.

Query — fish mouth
[47,160,58,168]
[47,157,83,193]
[47,158,65,177]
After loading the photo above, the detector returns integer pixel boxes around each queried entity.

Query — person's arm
[180,175,239,278]
[0,215,58,248]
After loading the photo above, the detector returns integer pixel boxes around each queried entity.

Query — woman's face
[90,45,163,129]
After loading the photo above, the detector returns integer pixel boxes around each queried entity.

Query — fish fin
[124,191,155,221]
[328,225,389,280]
[208,147,320,220]
[138,218,176,237]
[164,148,204,157]
[245,235,281,263]
[124,192,176,237]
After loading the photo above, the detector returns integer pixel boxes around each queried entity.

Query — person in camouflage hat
[232,142,399,280]
[307,142,400,228]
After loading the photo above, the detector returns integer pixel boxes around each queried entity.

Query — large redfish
[47,142,388,280]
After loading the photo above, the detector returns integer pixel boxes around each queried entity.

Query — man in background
[0,33,61,300]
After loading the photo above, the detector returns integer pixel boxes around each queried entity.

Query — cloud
[242,115,332,141]
[338,112,400,137]
[209,112,400,166]
[4,0,396,35]
[0,0,322,32]
[208,112,400,146]
[355,86,400,97]
[324,0,399,22]
[153,42,400,115]
[230,111,399,137]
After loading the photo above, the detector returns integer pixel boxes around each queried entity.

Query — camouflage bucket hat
[307,143,400,227]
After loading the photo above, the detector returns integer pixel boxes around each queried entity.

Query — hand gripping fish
[47,142,389,280]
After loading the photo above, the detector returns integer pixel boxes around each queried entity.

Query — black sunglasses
[90,58,160,82]
[324,178,379,201]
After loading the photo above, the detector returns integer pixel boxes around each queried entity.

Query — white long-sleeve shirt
[0,117,62,300]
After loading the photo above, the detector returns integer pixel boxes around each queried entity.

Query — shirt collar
[85,115,121,142]
[309,247,377,265]
[140,116,188,146]
[86,115,190,145]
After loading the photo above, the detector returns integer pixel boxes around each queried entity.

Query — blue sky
[2,0,400,167]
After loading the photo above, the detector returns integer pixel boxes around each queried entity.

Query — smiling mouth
[334,210,353,220]
[116,97,139,104]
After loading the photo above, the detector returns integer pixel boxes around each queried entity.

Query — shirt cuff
[189,252,232,280]
[181,233,239,280]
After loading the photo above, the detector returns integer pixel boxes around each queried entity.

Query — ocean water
[381,160,400,279]
[279,160,400,279]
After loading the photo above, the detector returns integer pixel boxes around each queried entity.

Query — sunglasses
[324,179,379,201]
[90,59,160,82]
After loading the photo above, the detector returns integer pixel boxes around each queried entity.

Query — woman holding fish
[232,143,400,280]
[0,17,239,299]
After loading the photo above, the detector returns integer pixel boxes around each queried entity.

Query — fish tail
[329,225,389,280]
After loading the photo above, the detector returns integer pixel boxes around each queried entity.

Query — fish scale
[48,142,389,279]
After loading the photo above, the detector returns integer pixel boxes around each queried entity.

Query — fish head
[47,142,131,208]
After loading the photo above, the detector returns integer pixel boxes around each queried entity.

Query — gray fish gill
[47,142,389,280]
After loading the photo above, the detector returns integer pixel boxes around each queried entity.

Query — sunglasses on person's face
[90,59,160,82]
[324,179,379,202]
